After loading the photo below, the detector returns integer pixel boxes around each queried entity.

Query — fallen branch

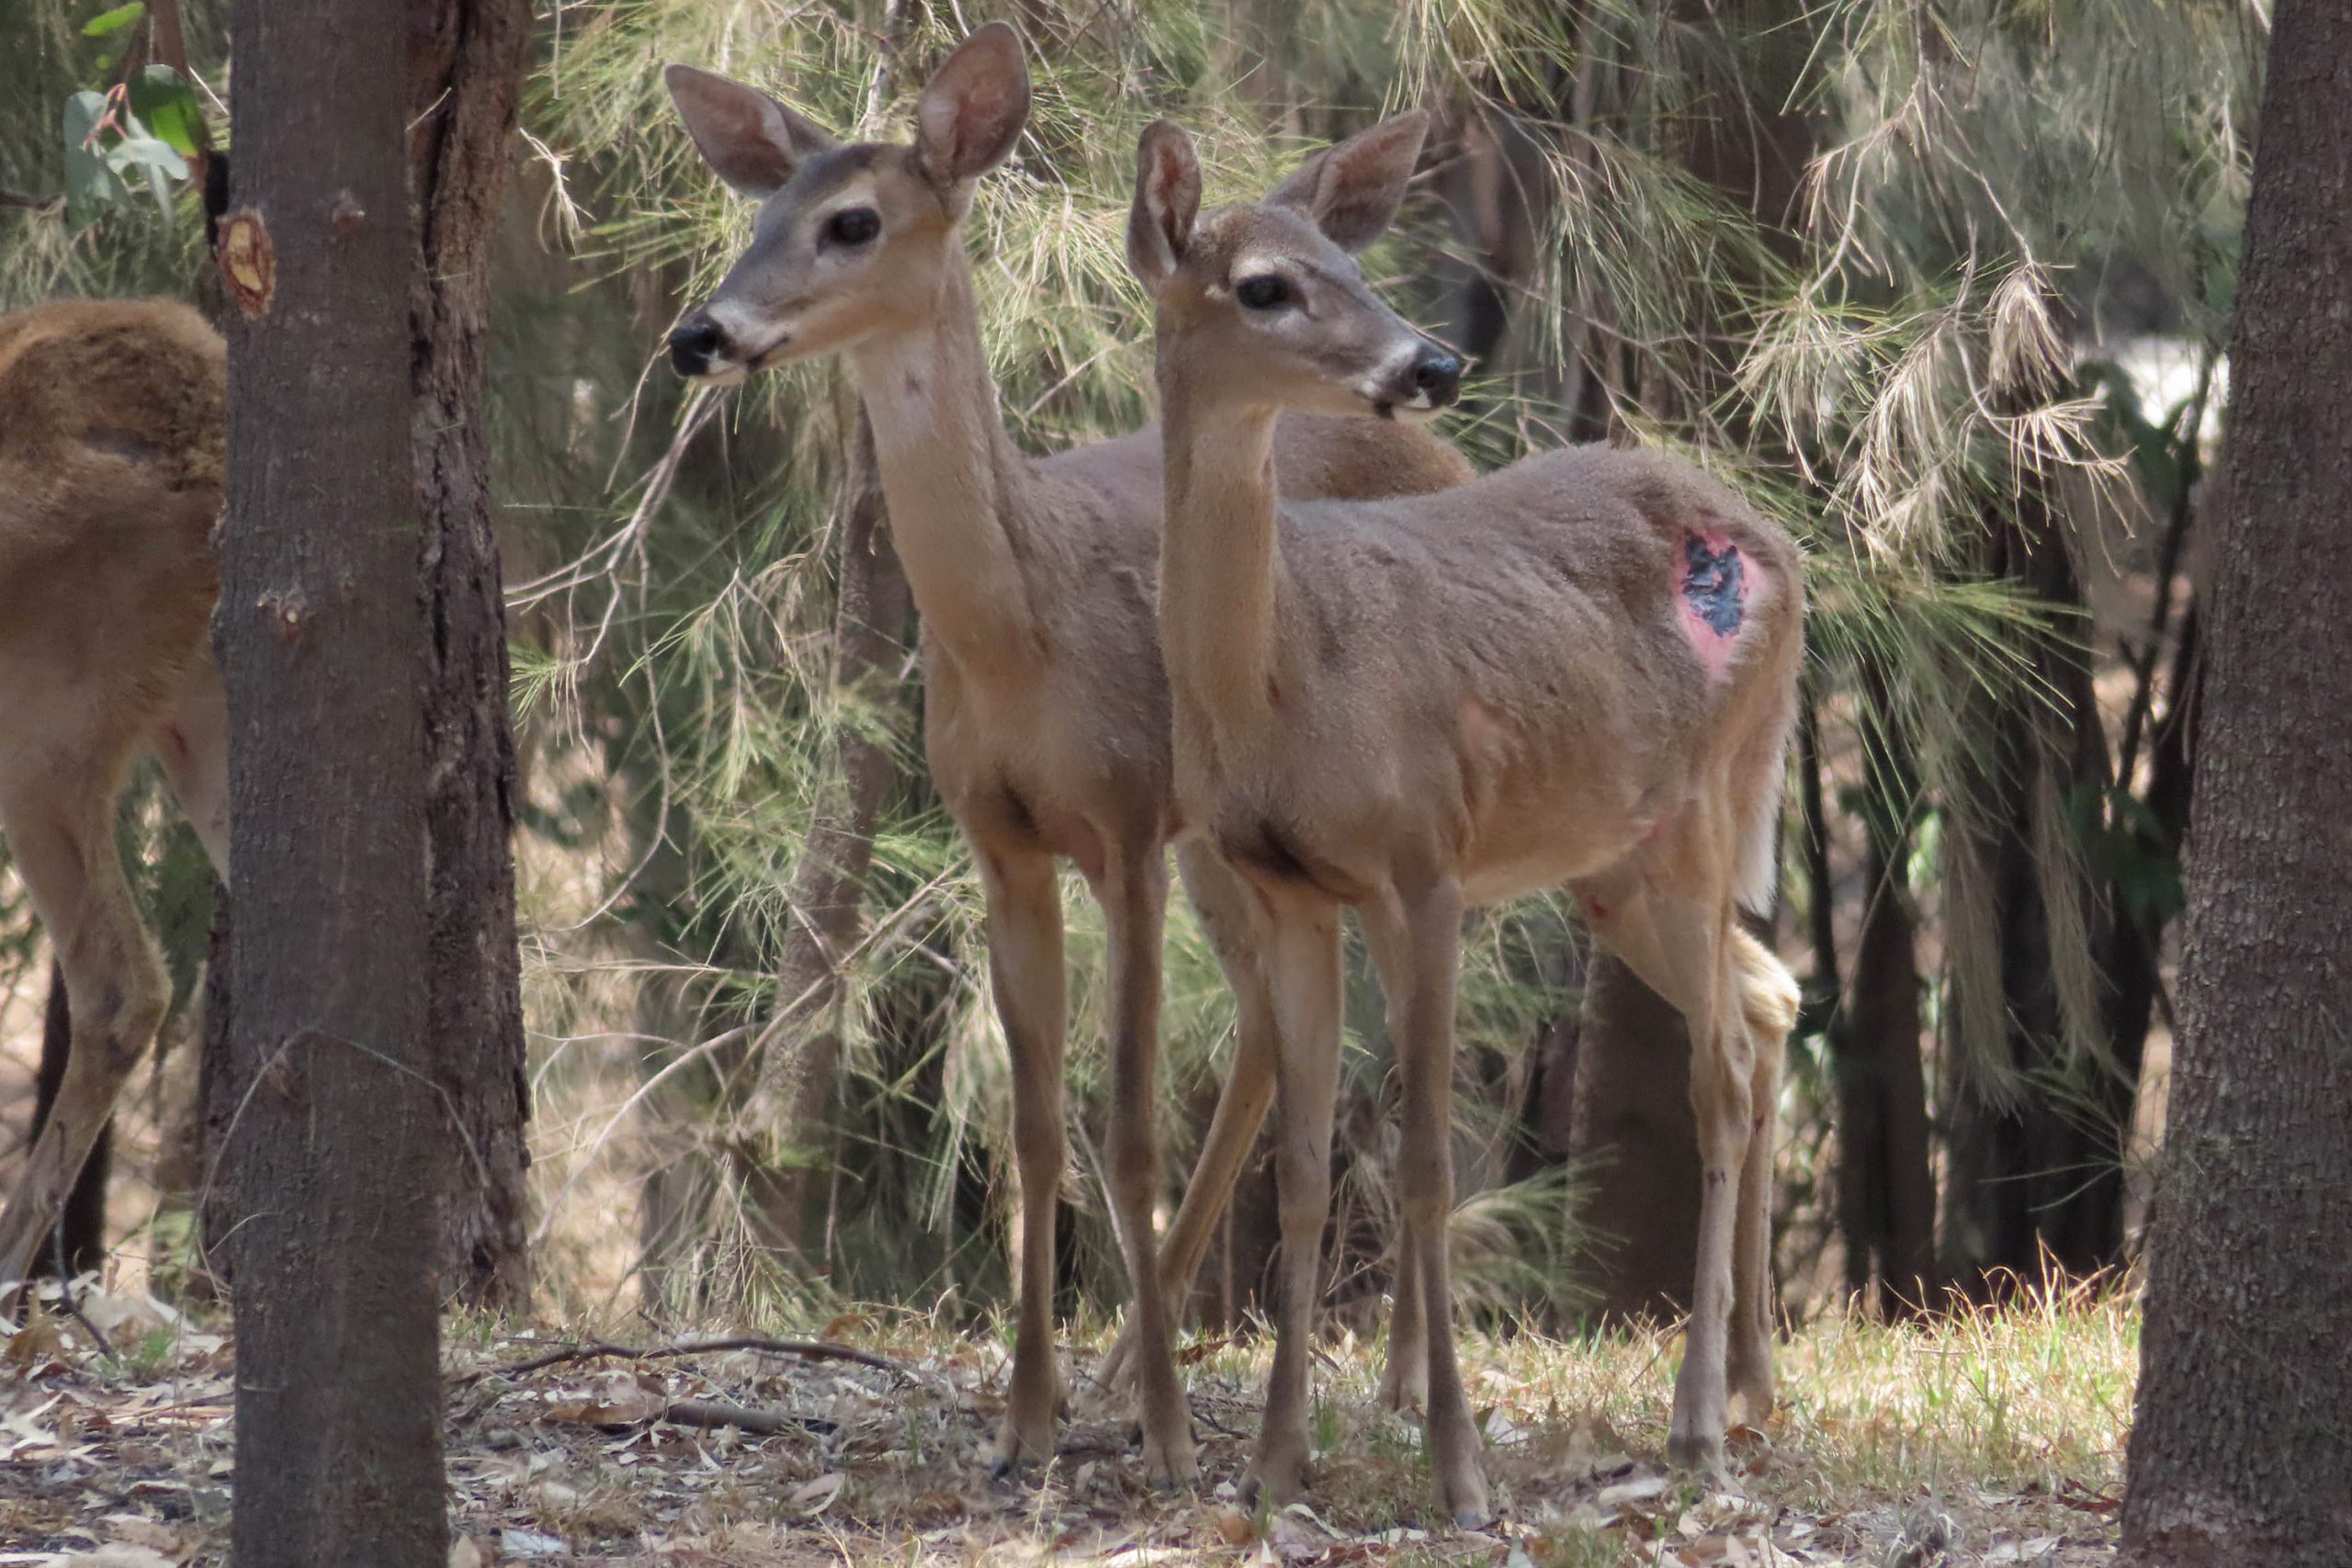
[473,1333,909,1384]
[661,1398,825,1438]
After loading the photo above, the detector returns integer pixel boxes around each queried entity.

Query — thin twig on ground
[471,1333,910,1383]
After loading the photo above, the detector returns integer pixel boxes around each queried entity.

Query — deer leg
[0,782,170,1300]
[1358,898,1426,1414]
[1092,847,1197,1488]
[978,846,1068,1476]
[1727,930,1796,1423]
[1100,844,1279,1393]
[1392,879,1489,1524]
[155,649,231,880]
[1240,888,1342,1512]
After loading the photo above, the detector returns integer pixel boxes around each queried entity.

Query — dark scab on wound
[1683,534,1745,637]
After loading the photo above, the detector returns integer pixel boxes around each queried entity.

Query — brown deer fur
[1125,115,1805,1517]
[0,299,230,1294]
[662,27,1471,1487]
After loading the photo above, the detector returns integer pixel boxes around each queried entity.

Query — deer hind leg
[1240,886,1343,1512]
[1577,840,1754,1476]
[1727,928,1797,1423]
[1100,843,1279,1394]
[977,846,1069,1475]
[155,649,231,880]
[1358,897,1426,1415]
[1091,846,1197,1488]
[0,776,170,1300]
[1389,879,1490,1526]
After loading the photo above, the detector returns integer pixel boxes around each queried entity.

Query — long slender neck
[1157,359,1285,727]
[850,251,1037,670]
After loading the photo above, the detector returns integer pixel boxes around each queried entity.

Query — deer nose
[1411,349,1463,408]
[668,311,727,377]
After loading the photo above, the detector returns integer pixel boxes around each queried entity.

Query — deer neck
[851,252,1037,672]
[1158,377,1287,730]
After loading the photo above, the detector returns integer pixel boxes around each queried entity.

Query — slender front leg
[978,847,1069,1474]
[1393,880,1489,1525]
[1241,889,1343,1511]
[1093,847,1197,1487]
[1100,843,1279,1393]
[0,779,172,1299]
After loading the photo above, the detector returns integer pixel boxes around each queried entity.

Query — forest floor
[2,1280,2135,1567]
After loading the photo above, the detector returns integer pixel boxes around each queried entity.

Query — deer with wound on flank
[0,298,232,1299]
[659,25,1473,1486]
[1123,114,1805,1518]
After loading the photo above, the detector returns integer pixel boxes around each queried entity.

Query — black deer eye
[1235,274,1290,310]
[824,207,881,246]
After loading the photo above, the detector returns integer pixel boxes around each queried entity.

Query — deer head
[662,23,1031,381]
[1125,114,1462,422]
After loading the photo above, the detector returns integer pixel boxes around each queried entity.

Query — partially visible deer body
[1124,117,1805,1517]
[0,299,232,1297]
[660,26,1471,1487]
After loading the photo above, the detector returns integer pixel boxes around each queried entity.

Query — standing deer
[660,25,1472,1486]
[1123,115,1804,1517]
[0,298,232,1298]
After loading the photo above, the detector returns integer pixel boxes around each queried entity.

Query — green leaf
[62,89,125,229]
[146,163,176,229]
[82,2,145,38]
[107,134,188,182]
[129,64,204,157]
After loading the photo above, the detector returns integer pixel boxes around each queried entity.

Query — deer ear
[665,64,838,200]
[913,23,1031,205]
[1267,110,1429,252]
[1127,119,1201,295]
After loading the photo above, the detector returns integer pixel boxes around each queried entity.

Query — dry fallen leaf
[1211,1506,1260,1546]
[62,1549,177,1568]
[447,1537,486,1568]
[787,1472,846,1515]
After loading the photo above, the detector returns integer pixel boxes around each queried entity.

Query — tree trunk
[2122,6,2352,1556]
[1940,475,2123,1293]
[407,0,534,1312]
[1571,955,1704,1318]
[29,964,108,1280]
[1830,660,1936,1311]
[734,412,912,1258]
[219,0,444,1555]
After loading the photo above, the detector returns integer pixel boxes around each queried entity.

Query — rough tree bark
[219,0,444,1556]
[407,0,534,1311]
[2121,5,2352,1558]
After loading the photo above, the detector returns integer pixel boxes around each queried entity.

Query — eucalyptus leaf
[62,89,124,229]
[107,134,188,182]
[129,64,204,157]
[82,1,145,38]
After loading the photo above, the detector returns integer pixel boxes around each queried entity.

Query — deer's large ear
[1127,119,1201,295]
[665,64,838,200]
[913,23,1031,208]
[1267,110,1429,253]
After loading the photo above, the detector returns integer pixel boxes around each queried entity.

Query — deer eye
[824,207,880,246]
[1235,274,1290,310]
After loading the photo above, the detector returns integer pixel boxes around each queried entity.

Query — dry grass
[3,1280,2135,1566]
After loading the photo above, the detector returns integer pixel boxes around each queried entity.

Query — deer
[1121,114,1806,1519]
[659,24,1474,1488]
[0,297,232,1302]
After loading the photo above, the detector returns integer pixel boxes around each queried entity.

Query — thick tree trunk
[219,0,444,1556]
[1830,662,1936,1311]
[1940,477,2124,1293]
[407,0,534,1311]
[1570,956,1704,1318]
[29,964,107,1280]
[2122,7,2352,1558]
[735,413,912,1258]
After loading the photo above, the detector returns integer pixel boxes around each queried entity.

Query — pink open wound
[1677,527,1749,680]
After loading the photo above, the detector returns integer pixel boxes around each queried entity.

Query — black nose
[1412,349,1464,408]
[668,312,725,376]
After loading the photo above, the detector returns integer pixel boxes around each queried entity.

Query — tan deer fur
[0,298,231,1296]
[1125,114,1805,1518]
[661,26,1471,1487]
